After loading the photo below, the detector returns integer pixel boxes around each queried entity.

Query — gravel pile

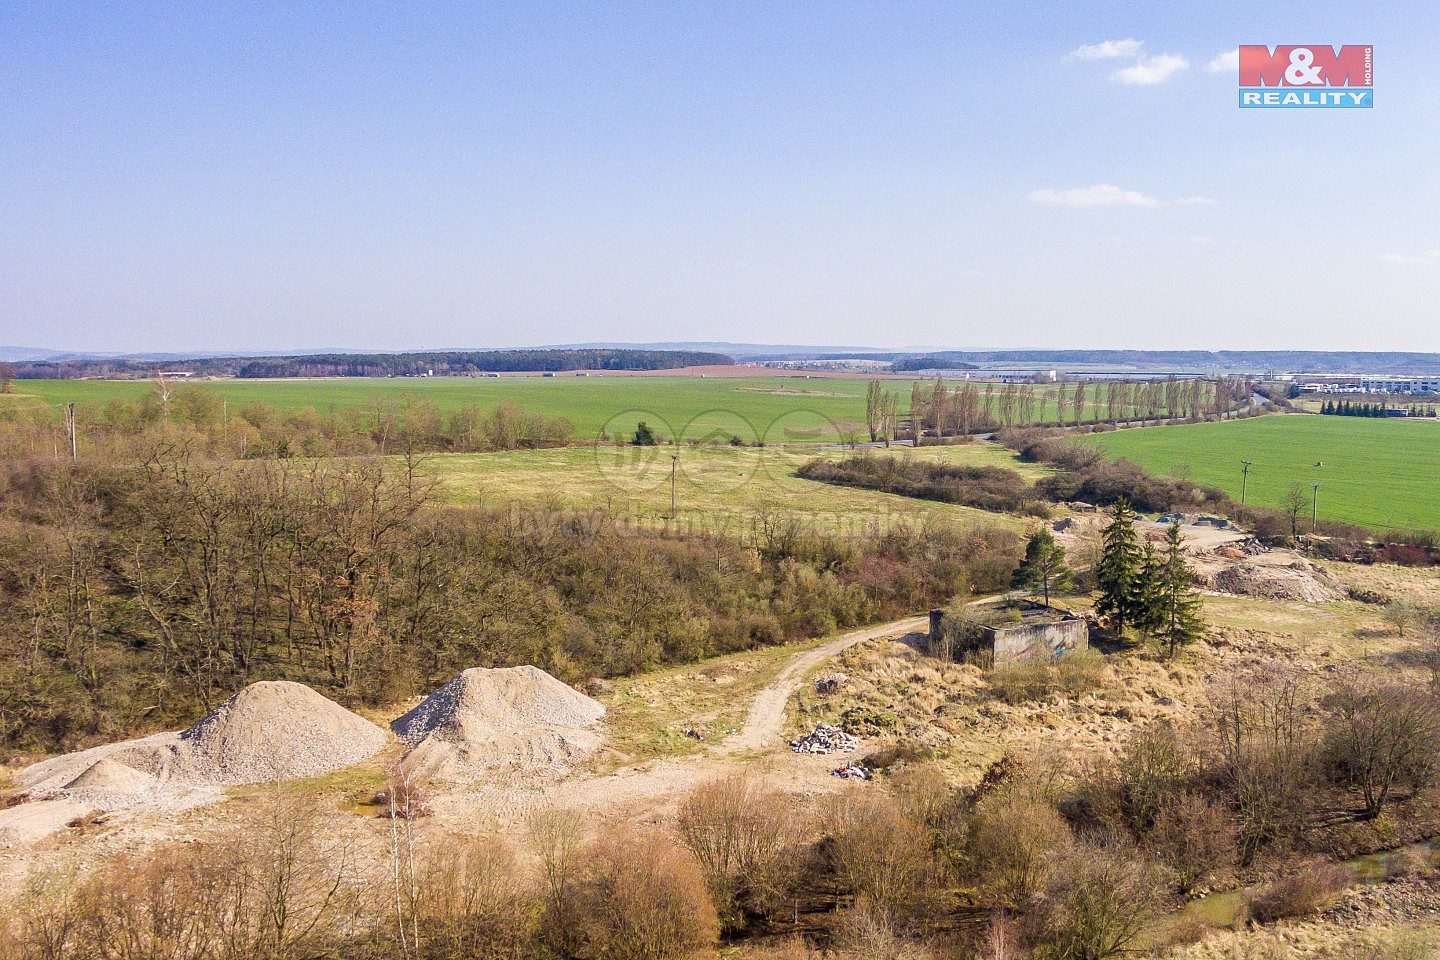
[19,681,388,798]
[170,681,388,785]
[391,666,605,782]
[790,723,858,754]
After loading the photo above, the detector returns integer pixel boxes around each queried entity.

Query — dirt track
[0,613,937,890]
[731,615,929,753]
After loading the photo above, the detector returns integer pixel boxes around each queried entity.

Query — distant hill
[10,348,734,379]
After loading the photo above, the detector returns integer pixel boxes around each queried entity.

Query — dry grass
[1245,860,1356,924]
[989,649,1110,704]
[424,443,1039,534]
[595,636,833,766]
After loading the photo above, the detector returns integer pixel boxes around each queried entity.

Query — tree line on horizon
[2,348,735,380]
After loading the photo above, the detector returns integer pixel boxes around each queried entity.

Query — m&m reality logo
[1238,45,1372,108]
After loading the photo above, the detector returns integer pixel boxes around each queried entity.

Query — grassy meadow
[4,376,911,444]
[8,374,1100,444]
[1084,414,1440,532]
[426,442,1044,534]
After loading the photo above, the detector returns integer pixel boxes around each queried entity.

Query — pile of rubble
[1206,559,1341,603]
[832,760,871,780]
[790,723,858,755]
[814,673,848,694]
[1215,538,1269,560]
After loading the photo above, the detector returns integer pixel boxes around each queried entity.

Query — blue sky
[1,2,1434,352]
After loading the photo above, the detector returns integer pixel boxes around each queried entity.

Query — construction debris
[832,760,871,780]
[790,723,859,755]
[1206,559,1341,603]
[815,673,848,694]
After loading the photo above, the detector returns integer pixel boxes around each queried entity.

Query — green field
[4,375,1086,445]
[426,442,1045,534]
[5,376,913,445]
[1083,414,1440,532]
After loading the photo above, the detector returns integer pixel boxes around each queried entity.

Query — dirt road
[424,612,935,824]
[730,614,929,753]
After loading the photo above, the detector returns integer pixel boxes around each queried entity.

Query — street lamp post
[1240,459,1253,504]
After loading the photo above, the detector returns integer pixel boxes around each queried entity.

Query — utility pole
[1311,481,1321,532]
[66,402,77,460]
[670,455,678,519]
[1240,460,1253,504]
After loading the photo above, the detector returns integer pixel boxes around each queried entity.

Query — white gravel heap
[19,680,388,799]
[170,680,388,785]
[391,666,605,783]
[790,722,859,755]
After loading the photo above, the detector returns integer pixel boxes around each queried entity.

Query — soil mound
[392,666,605,782]
[173,681,388,785]
[1207,560,1341,603]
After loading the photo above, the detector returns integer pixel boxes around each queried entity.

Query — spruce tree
[1134,541,1165,641]
[1012,528,1073,606]
[1095,498,1144,635]
[1154,522,1204,657]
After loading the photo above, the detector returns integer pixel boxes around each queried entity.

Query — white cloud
[1381,249,1440,265]
[1206,49,1240,73]
[1027,184,1161,208]
[1027,185,1218,209]
[1069,38,1144,61]
[1190,235,1215,244]
[1113,54,1189,85]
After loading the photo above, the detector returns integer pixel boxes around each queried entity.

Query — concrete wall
[989,618,1089,665]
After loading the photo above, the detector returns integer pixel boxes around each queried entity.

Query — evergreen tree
[1095,498,1144,635]
[1134,541,1165,641]
[1012,528,1073,606]
[1153,522,1205,657]
[632,421,658,446]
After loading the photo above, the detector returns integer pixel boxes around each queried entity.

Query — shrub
[1322,678,1440,818]
[574,827,718,960]
[830,898,935,960]
[797,454,1040,515]
[529,807,587,959]
[1210,672,1319,861]
[1023,838,1165,960]
[968,787,1073,905]
[1244,859,1353,923]
[373,767,433,819]
[1147,792,1237,894]
[1112,722,1191,832]
[676,775,805,929]
[825,789,938,925]
[410,833,537,959]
